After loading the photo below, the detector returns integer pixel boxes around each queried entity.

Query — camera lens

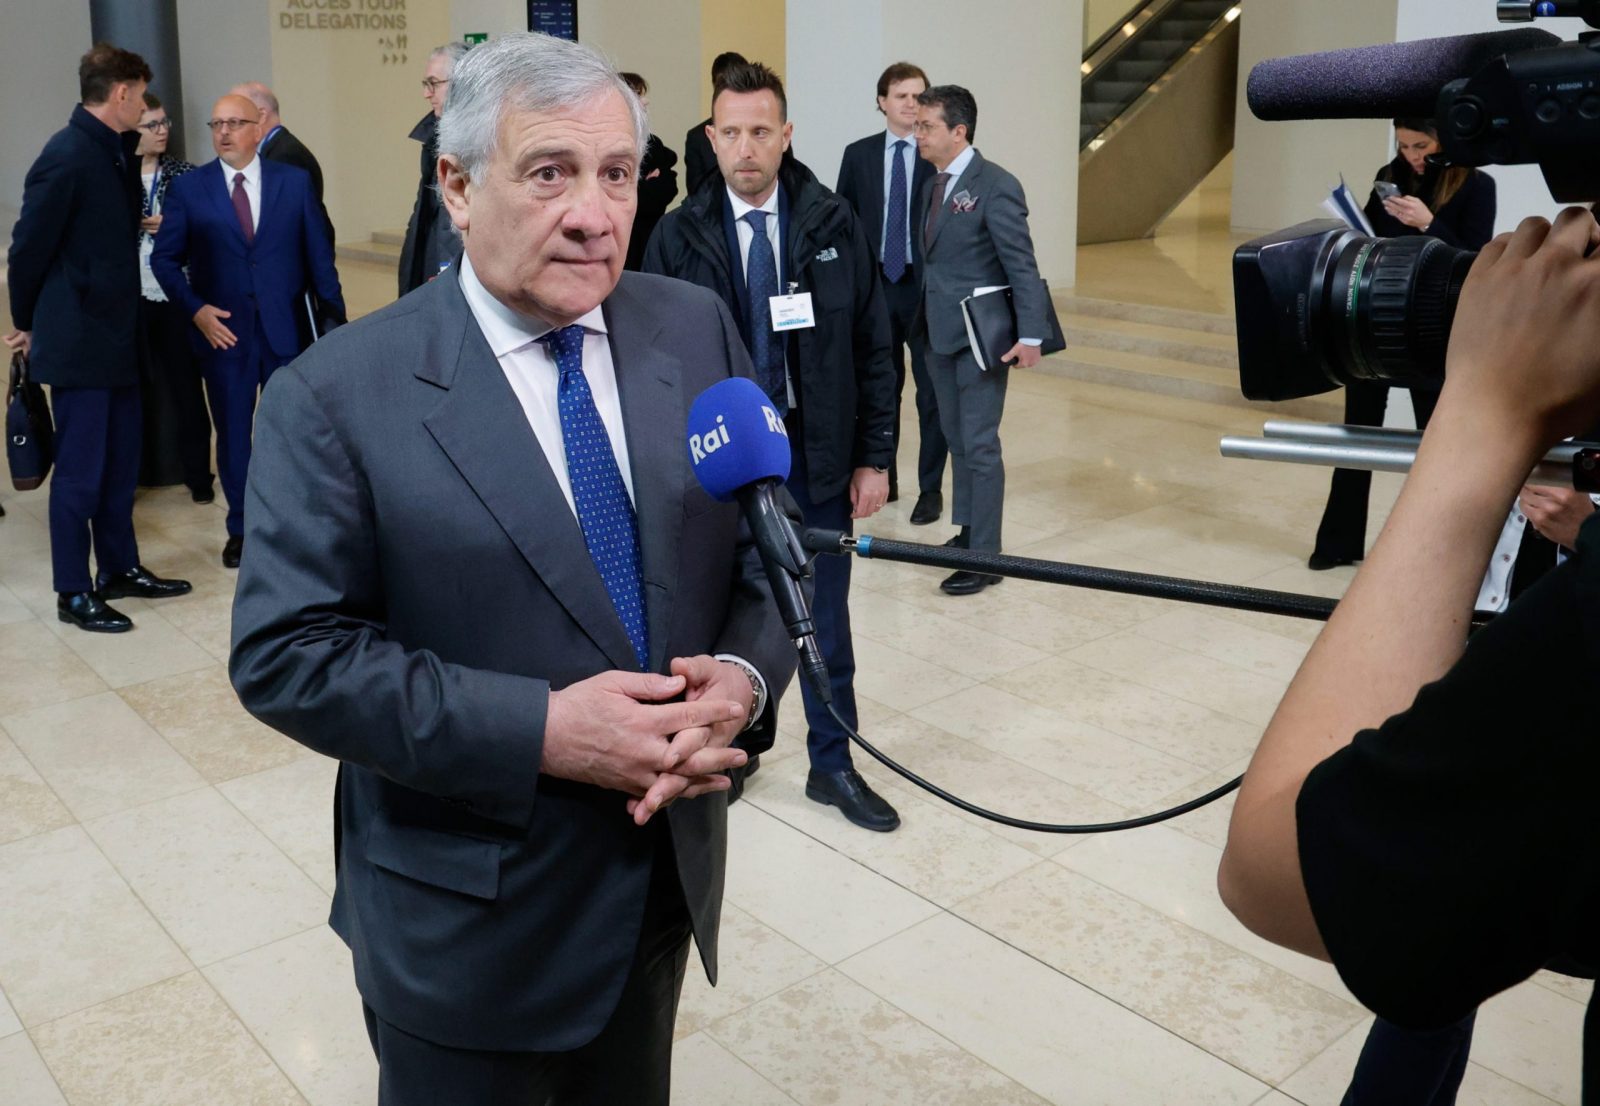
[1234,221,1476,401]
[1323,234,1477,384]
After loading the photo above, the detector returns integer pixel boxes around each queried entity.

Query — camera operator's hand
[1383,195,1434,231]
[1442,209,1600,450]
[1519,484,1596,549]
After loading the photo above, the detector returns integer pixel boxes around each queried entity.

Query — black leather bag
[6,352,54,491]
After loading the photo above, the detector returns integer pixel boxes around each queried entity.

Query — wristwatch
[713,654,767,731]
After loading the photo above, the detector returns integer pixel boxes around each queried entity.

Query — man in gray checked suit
[913,84,1051,595]
[229,33,793,1104]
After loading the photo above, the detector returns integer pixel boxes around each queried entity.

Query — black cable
[827,702,1242,834]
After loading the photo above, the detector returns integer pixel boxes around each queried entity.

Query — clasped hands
[542,654,755,827]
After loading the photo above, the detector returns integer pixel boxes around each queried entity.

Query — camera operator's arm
[1219,210,1600,960]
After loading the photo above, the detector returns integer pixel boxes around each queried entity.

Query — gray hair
[436,32,646,182]
[430,41,468,70]
[231,81,279,117]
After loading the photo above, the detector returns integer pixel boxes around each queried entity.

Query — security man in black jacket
[643,61,901,832]
[5,44,191,633]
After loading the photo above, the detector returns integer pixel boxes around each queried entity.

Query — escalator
[1078,0,1241,243]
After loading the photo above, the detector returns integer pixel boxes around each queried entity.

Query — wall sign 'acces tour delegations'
[278,0,408,33]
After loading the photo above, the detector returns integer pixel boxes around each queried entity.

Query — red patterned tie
[231,172,255,245]
[924,171,951,250]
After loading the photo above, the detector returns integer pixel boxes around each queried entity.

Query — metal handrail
[1080,0,1241,149]
[1081,0,1184,72]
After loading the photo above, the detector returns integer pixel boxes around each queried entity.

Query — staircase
[1078,0,1240,244]
[1040,293,1342,421]
[337,227,405,268]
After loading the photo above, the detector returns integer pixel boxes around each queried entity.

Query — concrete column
[90,0,187,159]
[787,0,1083,286]
[1229,0,1399,234]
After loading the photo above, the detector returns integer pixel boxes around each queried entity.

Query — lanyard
[143,163,161,218]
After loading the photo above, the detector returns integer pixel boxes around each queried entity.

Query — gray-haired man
[400,40,469,294]
[229,31,793,1104]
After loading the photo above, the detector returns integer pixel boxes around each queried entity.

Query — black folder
[959,283,1066,371]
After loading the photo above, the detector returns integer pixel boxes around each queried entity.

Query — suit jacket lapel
[420,274,642,672]
[603,280,685,674]
[256,158,282,241]
[868,141,887,250]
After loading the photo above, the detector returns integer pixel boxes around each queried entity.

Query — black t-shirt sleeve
[1297,519,1600,1029]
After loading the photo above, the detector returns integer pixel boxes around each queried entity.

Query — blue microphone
[687,376,791,499]
[686,377,830,703]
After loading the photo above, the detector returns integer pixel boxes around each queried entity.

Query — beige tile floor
[0,215,1589,1104]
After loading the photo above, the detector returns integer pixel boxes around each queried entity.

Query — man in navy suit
[152,92,344,568]
[836,62,947,525]
[6,43,192,634]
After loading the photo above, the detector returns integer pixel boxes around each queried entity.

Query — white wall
[1230,0,1399,233]
[784,0,884,188]
[1394,0,1588,232]
[788,0,1083,286]
[0,1,94,221]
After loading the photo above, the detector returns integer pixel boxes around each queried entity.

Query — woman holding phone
[1309,118,1497,570]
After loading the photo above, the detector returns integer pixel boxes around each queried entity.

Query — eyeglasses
[139,118,172,133]
[421,78,450,93]
[911,122,943,135]
[205,118,258,133]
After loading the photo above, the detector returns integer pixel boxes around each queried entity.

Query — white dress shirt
[220,155,262,234]
[457,253,634,517]
[936,143,978,197]
[880,127,917,264]
[725,185,796,408]
[457,253,769,719]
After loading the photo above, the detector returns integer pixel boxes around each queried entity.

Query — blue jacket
[151,156,344,360]
[6,105,143,388]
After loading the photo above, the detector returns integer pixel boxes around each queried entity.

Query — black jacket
[398,112,459,295]
[684,117,717,196]
[261,124,335,244]
[625,134,679,272]
[1363,156,1496,250]
[836,130,935,275]
[7,105,143,388]
[641,158,896,500]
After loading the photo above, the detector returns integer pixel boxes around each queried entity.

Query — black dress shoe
[190,484,215,504]
[223,534,244,569]
[887,476,899,504]
[806,768,900,832]
[943,527,970,549]
[1307,551,1361,571]
[909,491,943,525]
[96,565,193,600]
[57,592,133,633]
[941,570,1002,596]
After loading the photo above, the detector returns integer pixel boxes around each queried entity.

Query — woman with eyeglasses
[135,92,214,502]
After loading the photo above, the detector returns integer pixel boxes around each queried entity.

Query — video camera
[1234,2,1600,401]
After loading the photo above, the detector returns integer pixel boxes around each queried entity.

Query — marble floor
[0,231,1588,1103]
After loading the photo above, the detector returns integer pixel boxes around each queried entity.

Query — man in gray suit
[229,33,794,1104]
[914,85,1050,595]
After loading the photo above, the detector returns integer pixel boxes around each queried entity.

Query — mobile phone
[1373,180,1402,201]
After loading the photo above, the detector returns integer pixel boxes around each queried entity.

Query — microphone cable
[825,702,1240,834]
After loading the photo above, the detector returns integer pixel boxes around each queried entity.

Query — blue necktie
[539,325,648,669]
[883,139,909,282]
[741,210,787,414]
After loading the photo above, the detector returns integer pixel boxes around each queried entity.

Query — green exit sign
[464,32,489,46]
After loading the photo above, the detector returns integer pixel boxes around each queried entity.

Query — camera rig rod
[1222,423,1586,489]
